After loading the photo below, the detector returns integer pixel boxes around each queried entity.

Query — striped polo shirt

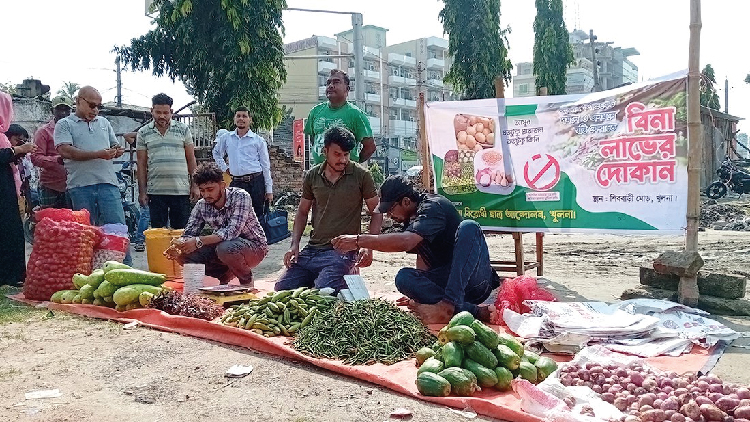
[136,120,193,195]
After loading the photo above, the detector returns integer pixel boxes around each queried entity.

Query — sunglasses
[79,97,103,110]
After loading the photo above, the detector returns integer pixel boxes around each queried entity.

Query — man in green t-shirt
[305,69,376,165]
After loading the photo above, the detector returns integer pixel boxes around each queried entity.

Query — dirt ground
[3,202,750,421]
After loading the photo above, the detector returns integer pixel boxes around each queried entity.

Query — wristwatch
[194,236,204,249]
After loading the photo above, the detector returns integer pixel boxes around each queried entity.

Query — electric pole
[116,56,122,107]
[725,77,729,114]
[352,13,364,109]
[589,29,601,92]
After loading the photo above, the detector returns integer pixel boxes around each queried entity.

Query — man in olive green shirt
[275,126,382,292]
[305,69,376,165]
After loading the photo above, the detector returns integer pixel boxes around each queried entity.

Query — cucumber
[471,320,500,350]
[462,358,498,388]
[523,350,541,364]
[518,361,538,384]
[415,347,435,367]
[464,341,498,369]
[417,357,445,375]
[438,367,479,396]
[535,356,558,382]
[494,366,513,391]
[442,341,464,368]
[497,333,524,358]
[445,325,476,345]
[415,372,451,397]
[494,344,521,371]
[448,311,475,327]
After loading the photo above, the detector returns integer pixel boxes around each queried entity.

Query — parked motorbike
[705,158,750,199]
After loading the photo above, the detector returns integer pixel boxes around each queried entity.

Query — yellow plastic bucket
[144,228,184,280]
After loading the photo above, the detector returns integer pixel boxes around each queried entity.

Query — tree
[745,74,750,85]
[0,82,16,95]
[115,0,287,129]
[439,0,513,99]
[369,162,385,187]
[533,0,574,95]
[56,82,80,102]
[700,64,721,110]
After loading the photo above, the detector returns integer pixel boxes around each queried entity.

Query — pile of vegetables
[559,362,750,422]
[415,311,557,397]
[147,290,224,321]
[221,287,336,337]
[50,261,166,312]
[293,299,436,365]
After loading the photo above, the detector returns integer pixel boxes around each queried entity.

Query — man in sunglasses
[54,86,131,264]
[332,175,500,324]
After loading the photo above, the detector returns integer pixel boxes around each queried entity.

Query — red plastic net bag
[490,275,557,325]
[35,208,91,225]
[23,218,101,301]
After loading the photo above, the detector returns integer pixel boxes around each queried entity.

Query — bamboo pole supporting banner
[418,92,432,192]
[680,0,703,306]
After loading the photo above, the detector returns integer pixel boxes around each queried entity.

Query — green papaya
[535,356,558,382]
[415,347,435,367]
[438,367,478,396]
[445,325,476,345]
[464,341,498,369]
[523,350,540,364]
[415,372,451,397]
[497,333,524,358]
[518,361,538,384]
[462,358,498,388]
[494,366,513,391]
[448,311,475,328]
[442,341,464,368]
[470,320,500,350]
[417,357,445,375]
[494,344,521,371]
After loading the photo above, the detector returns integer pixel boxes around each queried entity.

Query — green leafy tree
[115,0,287,129]
[439,0,513,99]
[369,162,385,187]
[700,64,721,110]
[533,0,574,95]
[745,74,750,84]
[0,82,16,95]
[56,82,80,102]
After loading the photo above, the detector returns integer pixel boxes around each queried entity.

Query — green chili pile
[292,299,436,365]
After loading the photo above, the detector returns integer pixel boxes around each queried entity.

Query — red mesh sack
[23,218,101,301]
[490,275,556,325]
[92,233,129,269]
[36,208,91,225]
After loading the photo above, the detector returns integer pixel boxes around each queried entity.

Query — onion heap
[558,361,750,422]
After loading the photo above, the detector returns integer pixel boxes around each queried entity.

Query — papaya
[437,326,449,345]
[448,311,475,328]
[442,341,464,368]
[417,357,444,375]
[464,341,498,369]
[535,356,558,382]
[470,320,500,350]
[415,372,451,397]
[523,350,540,364]
[438,367,479,396]
[518,361,538,384]
[415,347,436,367]
[494,344,521,371]
[497,333,524,358]
[494,366,513,391]
[445,325,476,345]
[462,358,498,388]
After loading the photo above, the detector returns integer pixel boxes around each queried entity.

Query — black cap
[377,175,415,213]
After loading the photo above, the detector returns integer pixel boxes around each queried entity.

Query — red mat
[7,277,714,422]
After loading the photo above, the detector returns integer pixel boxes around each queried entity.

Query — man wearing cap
[332,175,499,324]
[31,96,73,208]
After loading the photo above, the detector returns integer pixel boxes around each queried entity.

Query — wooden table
[484,231,544,276]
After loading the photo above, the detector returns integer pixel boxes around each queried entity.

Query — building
[513,29,639,97]
[278,26,452,174]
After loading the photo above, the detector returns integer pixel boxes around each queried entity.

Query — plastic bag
[491,275,557,325]
[35,208,91,225]
[92,233,129,269]
[23,218,101,301]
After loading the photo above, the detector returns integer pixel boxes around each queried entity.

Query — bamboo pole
[680,0,702,306]
[418,92,432,192]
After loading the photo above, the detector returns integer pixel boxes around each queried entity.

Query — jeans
[230,176,266,218]
[275,247,357,293]
[395,220,499,317]
[148,194,190,229]
[179,237,267,285]
[68,183,131,266]
[133,205,150,244]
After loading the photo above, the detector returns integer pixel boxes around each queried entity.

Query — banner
[293,118,305,163]
[425,72,688,234]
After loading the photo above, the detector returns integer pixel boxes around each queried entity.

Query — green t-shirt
[304,101,373,164]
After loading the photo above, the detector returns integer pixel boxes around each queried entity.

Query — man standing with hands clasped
[332,175,500,324]
[213,107,273,219]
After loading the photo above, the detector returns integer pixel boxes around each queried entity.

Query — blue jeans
[133,205,150,244]
[275,247,357,292]
[68,183,131,266]
[395,220,499,317]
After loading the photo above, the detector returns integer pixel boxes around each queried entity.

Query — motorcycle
[705,158,750,199]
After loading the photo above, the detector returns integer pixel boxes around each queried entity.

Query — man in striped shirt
[136,93,199,229]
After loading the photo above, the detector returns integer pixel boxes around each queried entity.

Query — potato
[475,122,484,133]
[486,133,495,145]
[466,125,477,136]
[482,128,491,136]
[475,132,486,143]
[457,131,468,144]
[468,115,478,125]
[465,135,476,149]
[473,143,483,152]
[454,114,469,133]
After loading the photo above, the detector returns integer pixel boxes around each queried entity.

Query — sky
[3,0,748,131]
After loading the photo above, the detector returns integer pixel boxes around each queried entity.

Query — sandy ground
[2,221,750,421]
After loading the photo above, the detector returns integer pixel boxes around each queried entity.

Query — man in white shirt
[212,107,272,218]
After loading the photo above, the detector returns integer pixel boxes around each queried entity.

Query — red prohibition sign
[523,154,561,191]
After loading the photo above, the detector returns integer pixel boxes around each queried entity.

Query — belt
[231,172,263,182]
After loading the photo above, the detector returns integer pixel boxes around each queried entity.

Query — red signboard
[293,119,305,163]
